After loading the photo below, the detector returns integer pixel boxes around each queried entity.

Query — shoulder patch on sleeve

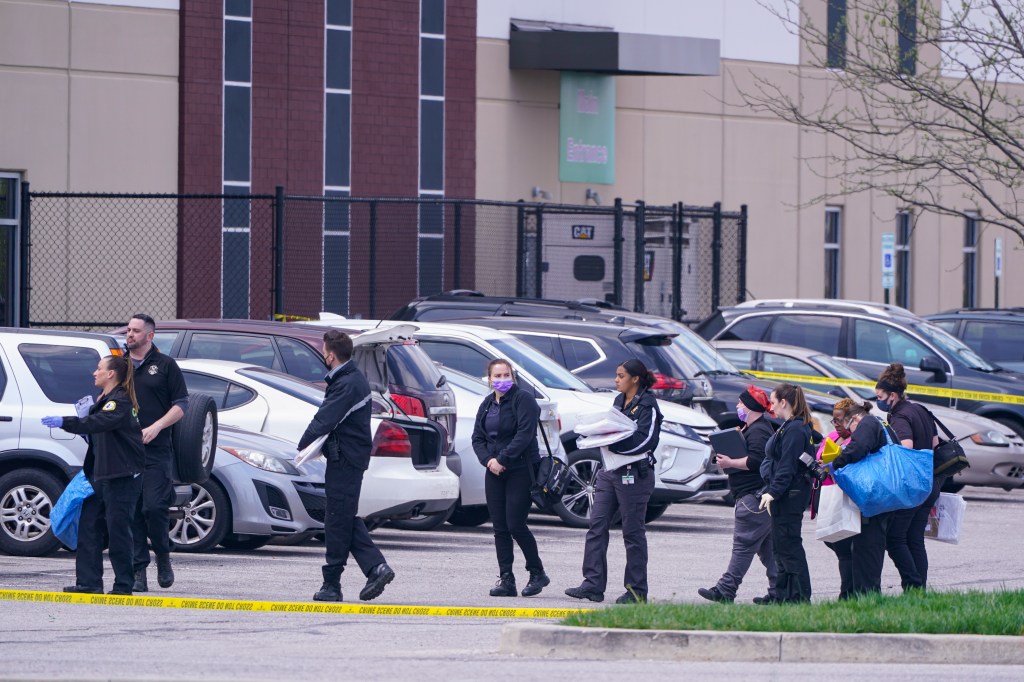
[102,401,117,411]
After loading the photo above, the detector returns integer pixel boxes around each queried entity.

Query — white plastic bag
[815,484,861,542]
[599,447,648,471]
[574,409,638,436]
[924,492,966,544]
[294,434,329,466]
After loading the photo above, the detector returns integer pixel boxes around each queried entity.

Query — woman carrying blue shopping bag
[42,355,145,595]
[825,401,899,596]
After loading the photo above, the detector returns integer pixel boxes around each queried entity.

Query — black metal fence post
[534,205,544,299]
[711,201,722,311]
[672,201,683,322]
[515,200,525,297]
[737,204,748,304]
[369,200,377,318]
[613,198,623,307]
[18,181,31,327]
[273,185,285,320]
[634,200,646,313]
[453,202,462,289]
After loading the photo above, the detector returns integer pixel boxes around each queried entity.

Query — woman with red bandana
[698,386,779,604]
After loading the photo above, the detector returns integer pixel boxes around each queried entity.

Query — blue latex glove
[41,416,64,428]
[824,462,837,478]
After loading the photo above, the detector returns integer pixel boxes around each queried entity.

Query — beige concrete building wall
[0,0,179,323]
[475,37,1024,316]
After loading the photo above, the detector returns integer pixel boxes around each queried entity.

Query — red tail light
[371,421,412,458]
[390,393,426,417]
[651,373,686,390]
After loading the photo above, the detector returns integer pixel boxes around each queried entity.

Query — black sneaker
[489,572,517,597]
[132,569,148,593]
[313,582,342,602]
[63,585,102,594]
[156,554,174,589]
[698,586,734,603]
[107,589,133,596]
[615,591,647,604]
[564,585,604,602]
[753,594,776,605]
[360,563,396,601]
[521,570,550,597]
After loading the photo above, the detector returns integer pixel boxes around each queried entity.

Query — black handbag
[529,425,570,510]
[928,411,971,478]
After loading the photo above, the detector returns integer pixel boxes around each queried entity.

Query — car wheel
[169,479,230,552]
[941,478,966,494]
[172,393,218,484]
[389,503,455,531]
[645,503,669,524]
[553,449,603,529]
[219,534,272,551]
[447,505,490,527]
[0,469,64,557]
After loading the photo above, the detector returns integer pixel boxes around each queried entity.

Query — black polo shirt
[131,346,189,460]
[888,399,936,450]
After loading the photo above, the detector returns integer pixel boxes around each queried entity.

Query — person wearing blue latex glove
[42,416,64,428]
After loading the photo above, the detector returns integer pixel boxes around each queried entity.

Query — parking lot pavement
[2,488,1023,681]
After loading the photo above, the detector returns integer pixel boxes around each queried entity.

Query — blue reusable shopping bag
[50,471,94,550]
[833,419,933,518]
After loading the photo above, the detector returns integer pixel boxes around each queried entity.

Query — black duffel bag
[529,426,570,510]
[928,410,971,478]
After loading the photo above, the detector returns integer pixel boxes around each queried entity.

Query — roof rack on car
[942,307,1024,315]
[733,299,915,317]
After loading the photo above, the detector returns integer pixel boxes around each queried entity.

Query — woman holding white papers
[565,359,663,605]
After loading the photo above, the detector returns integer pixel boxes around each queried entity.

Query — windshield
[649,320,742,373]
[912,322,996,371]
[239,367,325,406]
[627,339,698,379]
[489,338,594,392]
[810,353,875,399]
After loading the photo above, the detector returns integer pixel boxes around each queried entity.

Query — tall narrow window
[0,172,20,326]
[825,207,842,299]
[223,0,252,318]
[963,213,979,308]
[827,0,847,69]
[898,0,917,75]
[324,0,352,315]
[418,0,445,296]
[895,211,912,309]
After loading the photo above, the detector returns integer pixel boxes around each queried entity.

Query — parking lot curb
[499,623,1024,664]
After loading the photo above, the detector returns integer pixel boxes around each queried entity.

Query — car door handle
[0,416,12,422]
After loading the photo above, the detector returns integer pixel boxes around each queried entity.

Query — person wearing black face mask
[875,363,940,591]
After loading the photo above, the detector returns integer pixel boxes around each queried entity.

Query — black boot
[521,570,550,597]
[313,582,342,602]
[132,569,148,593]
[489,572,517,597]
[156,554,174,589]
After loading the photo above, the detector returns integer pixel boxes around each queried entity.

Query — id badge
[621,474,635,486]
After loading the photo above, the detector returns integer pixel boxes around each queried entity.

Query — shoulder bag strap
[925,408,957,440]
[538,423,554,458]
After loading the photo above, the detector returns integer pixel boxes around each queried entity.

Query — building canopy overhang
[509,21,720,76]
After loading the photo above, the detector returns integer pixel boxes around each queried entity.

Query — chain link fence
[21,190,746,328]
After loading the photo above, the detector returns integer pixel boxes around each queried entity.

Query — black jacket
[61,387,145,482]
[471,383,540,470]
[833,416,899,470]
[887,399,937,450]
[131,346,189,455]
[298,362,373,470]
[763,417,814,498]
[730,416,775,498]
[608,389,662,457]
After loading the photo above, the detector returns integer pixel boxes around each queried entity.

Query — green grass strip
[563,590,1024,636]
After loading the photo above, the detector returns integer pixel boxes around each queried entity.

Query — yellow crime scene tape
[0,589,588,619]
[744,370,1024,406]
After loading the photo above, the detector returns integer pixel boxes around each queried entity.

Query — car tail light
[371,421,412,458]
[651,373,686,390]
[390,393,426,417]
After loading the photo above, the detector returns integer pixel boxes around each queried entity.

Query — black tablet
[709,428,749,459]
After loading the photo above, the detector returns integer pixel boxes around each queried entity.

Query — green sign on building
[559,72,615,185]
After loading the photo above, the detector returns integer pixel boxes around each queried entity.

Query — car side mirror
[919,356,948,382]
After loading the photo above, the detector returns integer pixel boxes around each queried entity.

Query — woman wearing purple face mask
[471,358,548,598]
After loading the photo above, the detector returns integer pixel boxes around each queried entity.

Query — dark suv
[110,320,457,453]
[926,309,1024,373]
[387,292,838,428]
[696,299,1024,437]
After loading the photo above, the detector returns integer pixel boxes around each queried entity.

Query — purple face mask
[492,379,514,393]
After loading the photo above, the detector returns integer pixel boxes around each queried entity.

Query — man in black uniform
[125,313,189,592]
[298,330,395,602]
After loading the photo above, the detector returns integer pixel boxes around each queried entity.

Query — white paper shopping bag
[924,492,966,544]
[815,484,861,542]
